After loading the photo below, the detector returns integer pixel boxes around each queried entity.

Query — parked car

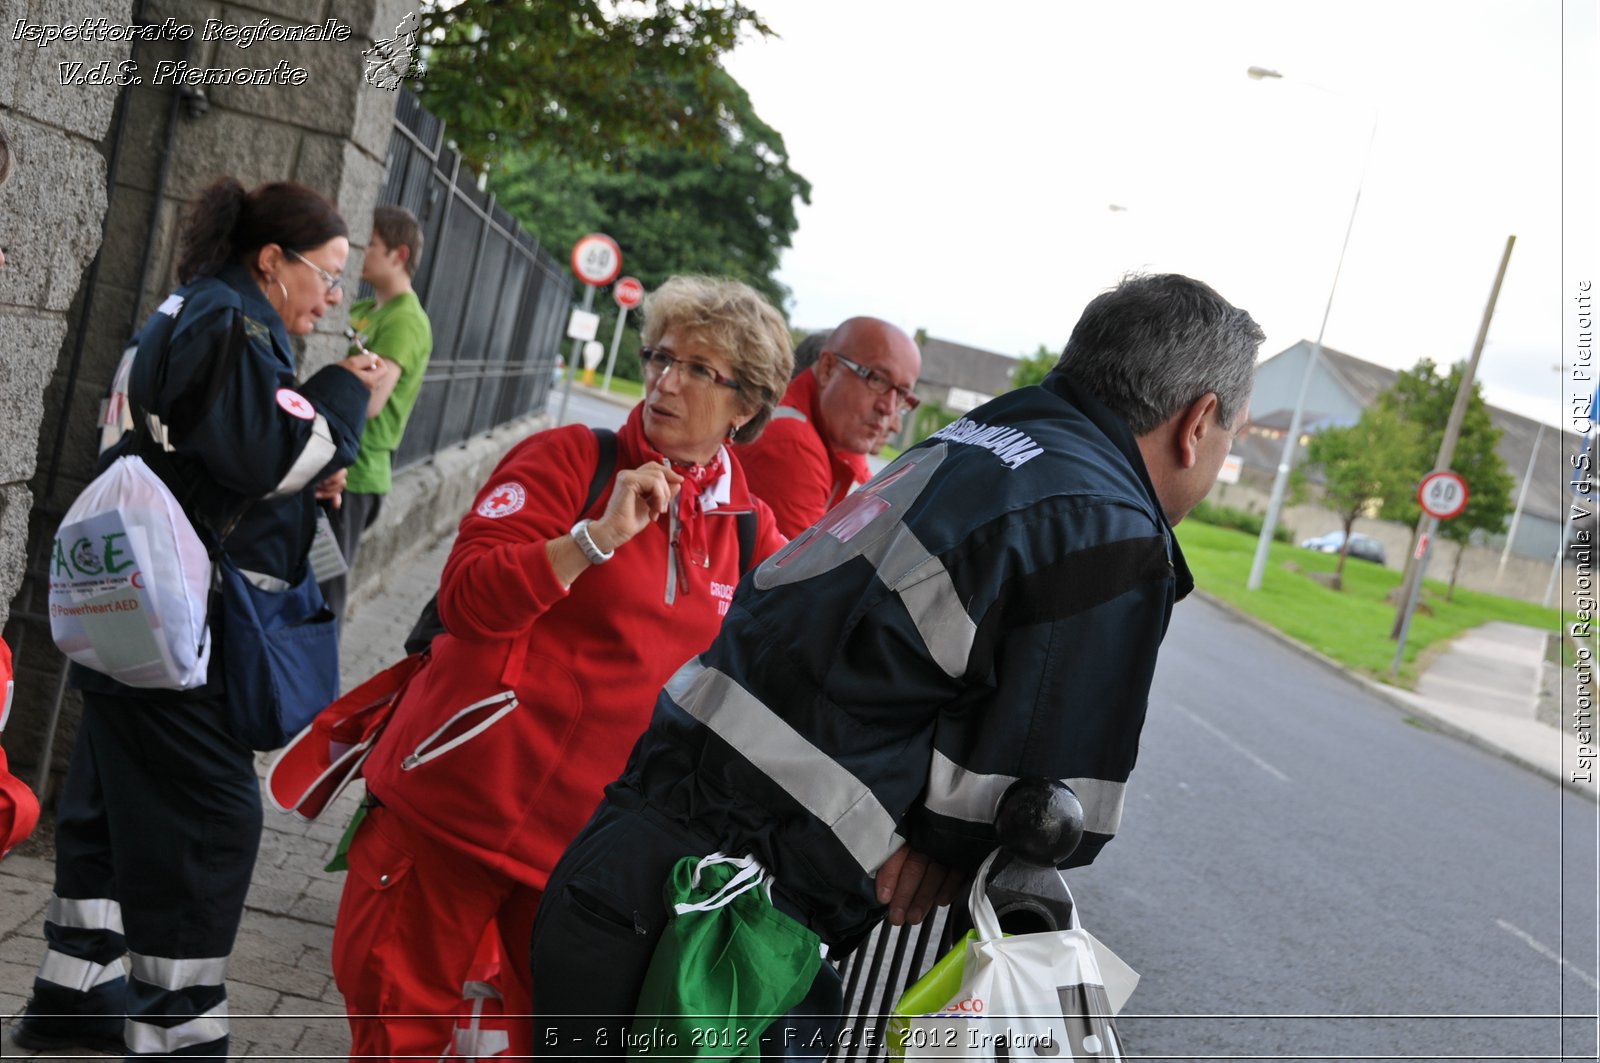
[1300,530,1387,565]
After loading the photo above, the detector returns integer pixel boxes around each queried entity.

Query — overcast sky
[721,0,1596,429]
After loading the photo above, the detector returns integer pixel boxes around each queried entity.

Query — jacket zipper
[400,690,518,770]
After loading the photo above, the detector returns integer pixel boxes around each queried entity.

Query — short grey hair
[1054,273,1263,434]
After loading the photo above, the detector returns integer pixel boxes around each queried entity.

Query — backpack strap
[736,511,757,575]
[582,429,617,516]
[403,425,618,656]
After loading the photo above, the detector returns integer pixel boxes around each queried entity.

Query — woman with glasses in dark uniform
[332,275,791,1062]
[15,176,386,1059]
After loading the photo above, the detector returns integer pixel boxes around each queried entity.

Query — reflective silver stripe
[863,526,976,678]
[924,751,1127,837]
[129,952,229,991]
[37,949,125,993]
[667,659,905,874]
[269,413,336,496]
[125,1002,229,1055]
[771,406,808,422]
[46,895,125,934]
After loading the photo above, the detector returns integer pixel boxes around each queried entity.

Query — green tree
[494,68,810,312]
[1376,359,1517,601]
[1302,406,1419,590]
[1011,345,1055,390]
[416,1,771,172]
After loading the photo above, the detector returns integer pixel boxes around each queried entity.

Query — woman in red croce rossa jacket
[331,276,792,1062]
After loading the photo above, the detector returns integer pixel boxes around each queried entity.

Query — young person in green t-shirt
[321,205,433,624]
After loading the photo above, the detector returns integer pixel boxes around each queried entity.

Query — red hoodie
[364,407,784,886]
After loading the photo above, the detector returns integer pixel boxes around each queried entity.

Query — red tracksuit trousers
[332,804,541,1061]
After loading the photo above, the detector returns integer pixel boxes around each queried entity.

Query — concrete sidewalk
[0,530,1580,1057]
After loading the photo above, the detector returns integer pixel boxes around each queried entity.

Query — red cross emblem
[276,388,315,421]
[476,482,527,519]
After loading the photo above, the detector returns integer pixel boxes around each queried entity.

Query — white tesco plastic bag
[896,849,1137,1060]
[49,455,212,689]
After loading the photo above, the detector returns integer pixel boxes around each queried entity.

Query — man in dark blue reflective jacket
[529,273,1265,1058]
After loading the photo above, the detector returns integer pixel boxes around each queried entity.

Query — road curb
[1192,590,1580,795]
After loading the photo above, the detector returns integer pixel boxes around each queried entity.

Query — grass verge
[1180,521,1562,688]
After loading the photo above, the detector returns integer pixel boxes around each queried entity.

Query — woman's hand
[339,351,391,392]
[315,468,348,509]
[544,462,682,586]
[587,462,683,554]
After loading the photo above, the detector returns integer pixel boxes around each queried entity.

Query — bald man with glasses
[738,316,922,537]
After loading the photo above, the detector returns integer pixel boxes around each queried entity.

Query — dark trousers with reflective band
[528,794,842,1062]
[23,688,263,1058]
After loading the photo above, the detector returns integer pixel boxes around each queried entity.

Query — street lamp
[1245,67,1380,591]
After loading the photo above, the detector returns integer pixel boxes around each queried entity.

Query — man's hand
[875,845,965,926]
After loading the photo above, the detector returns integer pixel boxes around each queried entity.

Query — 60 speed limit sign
[570,233,622,287]
[1417,470,1469,520]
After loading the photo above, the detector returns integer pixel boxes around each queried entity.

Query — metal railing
[377,91,572,471]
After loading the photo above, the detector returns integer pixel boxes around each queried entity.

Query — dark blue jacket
[616,371,1194,946]
[77,264,368,696]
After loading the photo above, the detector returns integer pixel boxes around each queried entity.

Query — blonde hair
[640,276,793,439]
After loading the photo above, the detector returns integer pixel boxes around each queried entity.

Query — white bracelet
[570,519,615,565]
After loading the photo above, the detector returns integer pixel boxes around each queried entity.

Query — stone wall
[1,0,418,795]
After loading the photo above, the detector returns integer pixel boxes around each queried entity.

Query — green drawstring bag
[630,852,823,1059]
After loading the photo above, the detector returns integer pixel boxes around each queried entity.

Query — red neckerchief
[628,405,726,593]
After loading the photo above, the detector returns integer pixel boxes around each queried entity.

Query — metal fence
[377,91,572,471]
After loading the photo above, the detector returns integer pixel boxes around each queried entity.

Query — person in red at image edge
[331,275,790,1063]
[737,316,921,537]
[0,638,42,861]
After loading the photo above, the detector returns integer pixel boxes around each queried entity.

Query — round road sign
[1417,470,1469,520]
[570,234,622,287]
[614,276,644,310]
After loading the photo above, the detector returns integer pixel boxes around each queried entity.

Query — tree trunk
[1448,539,1465,601]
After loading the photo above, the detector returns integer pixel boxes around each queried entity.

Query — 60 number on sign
[1417,470,1469,520]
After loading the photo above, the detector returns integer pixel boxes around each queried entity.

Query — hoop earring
[267,277,289,314]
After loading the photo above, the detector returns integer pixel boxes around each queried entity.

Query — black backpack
[402,428,756,655]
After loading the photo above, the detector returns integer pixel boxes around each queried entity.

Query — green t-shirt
[346,291,433,494]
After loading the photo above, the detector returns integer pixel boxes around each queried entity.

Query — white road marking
[1497,919,1600,989]
[1171,702,1291,782]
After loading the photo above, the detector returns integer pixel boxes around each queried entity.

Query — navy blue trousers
[21,687,263,1059]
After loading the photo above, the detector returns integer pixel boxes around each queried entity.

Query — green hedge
[1188,500,1292,543]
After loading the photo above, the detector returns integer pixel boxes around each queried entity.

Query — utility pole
[1389,235,1515,644]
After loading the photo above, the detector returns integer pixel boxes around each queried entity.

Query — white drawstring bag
[892,849,1137,1060]
[48,454,212,689]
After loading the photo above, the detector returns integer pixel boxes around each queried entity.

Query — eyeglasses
[640,346,741,391]
[286,248,344,295]
[830,352,920,413]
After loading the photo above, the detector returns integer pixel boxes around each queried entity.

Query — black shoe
[10,1019,126,1055]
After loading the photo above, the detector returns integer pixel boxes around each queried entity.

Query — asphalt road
[1067,596,1598,1062]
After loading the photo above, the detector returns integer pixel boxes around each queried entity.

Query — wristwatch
[570,519,615,565]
